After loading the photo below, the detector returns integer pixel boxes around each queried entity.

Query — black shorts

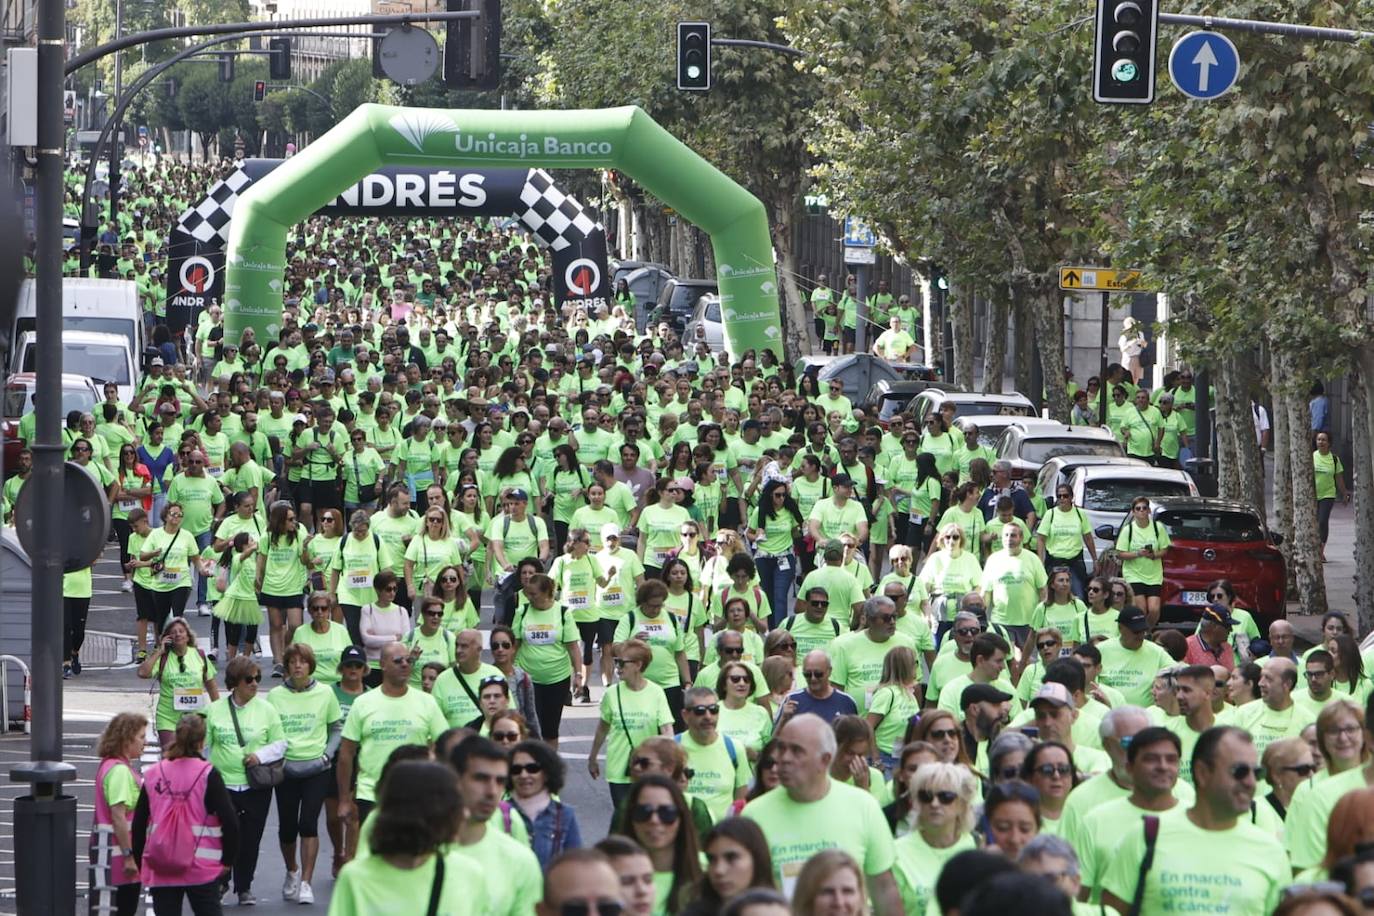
[133,583,160,622]
[1129,583,1162,598]
[303,479,342,510]
[258,592,304,609]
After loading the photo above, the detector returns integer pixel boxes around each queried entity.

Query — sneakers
[297,882,314,905]
[272,663,284,679]
[282,871,300,903]
[579,684,591,704]
[237,891,258,906]
[62,663,72,680]
[71,656,81,676]
[120,579,133,593]
[197,602,211,617]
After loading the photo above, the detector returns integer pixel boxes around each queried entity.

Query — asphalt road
[0,541,617,915]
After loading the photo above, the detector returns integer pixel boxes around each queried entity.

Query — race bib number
[777,556,791,571]
[567,591,590,610]
[715,466,726,482]
[652,549,673,566]
[160,567,184,584]
[173,687,205,711]
[524,624,557,646]
[347,570,371,589]
[602,588,625,607]
[207,465,224,478]
[118,499,139,513]
[781,861,804,899]
[637,622,667,642]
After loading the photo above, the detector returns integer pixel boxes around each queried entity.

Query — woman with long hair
[1030,567,1088,649]
[512,573,581,751]
[615,774,702,916]
[664,442,695,481]
[750,479,803,629]
[792,849,866,916]
[404,506,463,601]
[255,499,310,679]
[491,445,542,512]
[452,482,488,612]
[359,570,409,688]
[89,712,148,916]
[138,501,206,642]
[1327,634,1368,700]
[663,557,707,678]
[1115,496,1168,626]
[866,646,922,772]
[614,579,692,730]
[984,780,1041,860]
[1081,576,1120,644]
[431,564,477,634]
[111,443,153,593]
[548,443,590,554]
[891,762,980,915]
[682,818,777,916]
[1020,741,1077,834]
[881,741,941,836]
[328,510,387,647]
[136,616,220,749]
[550,527,604,703]
[488,624,542,737]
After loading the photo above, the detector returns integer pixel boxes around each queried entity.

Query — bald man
[1234,657,1305,757]
[1260,620,1298,666]
[430,629,505,728]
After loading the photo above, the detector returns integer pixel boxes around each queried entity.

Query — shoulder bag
[228,700,285,789]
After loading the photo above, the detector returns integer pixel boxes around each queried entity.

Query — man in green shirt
[1232,658,1306,757]
[450,737,544,916]
[1101,726,1288,915]
[1096,607,1172,707]
[678,686,752,821]
[430,629,505,728]
[830,596,917,716]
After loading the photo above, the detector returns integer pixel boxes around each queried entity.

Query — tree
[176,63,231,160]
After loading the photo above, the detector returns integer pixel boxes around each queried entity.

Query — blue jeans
[193,530,212,605]
[755,552,796,628]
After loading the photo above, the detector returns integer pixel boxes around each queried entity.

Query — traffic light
[253,80,266,103]
[268,38,291,80]
[443,0,502,90]
[218,54,234,83]
[1092,0,1158,104]
[677,22,710,91]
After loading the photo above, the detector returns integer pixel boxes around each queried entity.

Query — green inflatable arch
[223,103,781,357]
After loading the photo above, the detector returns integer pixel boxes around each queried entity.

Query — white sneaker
[297,882,314,905]
[197,602,211,617]
[282,871,300,902]
[120,580,133,593]
[238,892,258,906]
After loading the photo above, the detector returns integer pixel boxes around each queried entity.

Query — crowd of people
[11,158,1369,916]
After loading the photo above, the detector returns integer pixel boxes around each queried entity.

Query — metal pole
[1098,291,1110,426]
[1158,11,1374,42]
[854,262,870,354]
[12,0,80,912]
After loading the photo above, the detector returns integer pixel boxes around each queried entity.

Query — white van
[9,278,145,378]
[15,330,138,404]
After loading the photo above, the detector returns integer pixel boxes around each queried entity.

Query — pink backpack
[143,761,211,877]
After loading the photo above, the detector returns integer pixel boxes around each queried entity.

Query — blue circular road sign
[1169,31,1241,100]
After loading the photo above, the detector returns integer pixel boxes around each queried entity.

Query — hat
[961,683,1014,709]
[507,488,529,502]
[303,322,319,332]
[672,476,695,493]
[821,539,845,561]
[338,646,367,668]
[1117,605,1150,632]
[1199,603,1235,628]
[292,413,309,425]
[150,357,164,367]
[1030,683,1074,709]
[600,522,622,542]
[680,360,699,374]
[319,369,336,384]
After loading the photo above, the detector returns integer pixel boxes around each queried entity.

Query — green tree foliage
[175,63,232,158]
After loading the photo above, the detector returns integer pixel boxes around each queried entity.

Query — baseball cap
[680,360,699,374]
[1200,603,1235,628]
[339,646,367,668]
[1030,683,1074,709]
[150,357,164,367]
[600,523,622,542]
[319,369,336,383]
[1117,605,1150,632]
[292,413,309,425]
[961,683,1014,709]
[821,539,845,561]
[507,488,529,502]
[673,476,695,493]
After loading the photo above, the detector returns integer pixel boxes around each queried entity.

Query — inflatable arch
[165,159,608,333]
[223,104,782,357]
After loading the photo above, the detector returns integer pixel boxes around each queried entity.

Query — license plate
[1182,590,1208,605]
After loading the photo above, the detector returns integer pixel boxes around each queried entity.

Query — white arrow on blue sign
[1168,31,1241,100]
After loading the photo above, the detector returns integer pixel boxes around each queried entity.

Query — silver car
[1036,460,1199,565]
[682,294,725,353]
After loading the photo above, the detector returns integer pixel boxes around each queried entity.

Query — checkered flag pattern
[518,169,601,252]
[176,166,254,244]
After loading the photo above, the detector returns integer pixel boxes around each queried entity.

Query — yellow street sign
[1059,267,1146,291]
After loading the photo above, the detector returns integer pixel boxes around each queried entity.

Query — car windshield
[879,396,911,422]
[705,300,721,322]
[3,385,97,420]
[22,342,130,385]
[1082,479,1193,512]
[946,401,1031,420]
[1158,509,1268,543]
[1020,439,1124,463]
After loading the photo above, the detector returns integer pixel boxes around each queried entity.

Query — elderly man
[830,596,917,715]
[883,580,936,672]
[778,649,859,728]
[1234,658,1305,756]
[742,714,903,913]
[1183,603,1236,671]
[928,605,986,705]
[1260,619,1300,666]
[977,459,1036,527]
[678,686,751,821]
[430,629,506,728]
[1030,682,1111,776]
[1101,727,1289,915]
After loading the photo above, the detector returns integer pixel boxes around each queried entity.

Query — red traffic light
[253,80,266,102]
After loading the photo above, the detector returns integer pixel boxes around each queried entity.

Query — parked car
[15,329,139,404]
[620,263,675,330]
[1034,460,1197,567]
[612,259,670,290]
[682,294,725,353]
[1094,497,1286,633]
[3,372,102,477]
[949,414,1031,451]
[869,380,953,428]
[796,354,934,406]
[901,389,1035,426]
[994,419,1125,482]
[644,277,716,334]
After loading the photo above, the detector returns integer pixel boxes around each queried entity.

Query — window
[1019,438,1124,464]
[22,342,130,385]
[704,300,721,323]
[1157,509,1267,543]
[1082,479,1192,512]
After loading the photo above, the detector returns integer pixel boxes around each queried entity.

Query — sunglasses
[719,647,743,657]
[810,599,830,607]
[492,731,520,742]
[630,803,680,825]
[1034,763,1073,778]
[928,728,959,740]
[441,575,460,583]
[242,674,262,683]
[490,641,513,650]
[309,604,331,612]
[1282,763,1318,777]
[1087,586,1103,593]
[727,674,751,684]
[1037,641,1060,651]
[509,763,543,776]
[998,765,1022,780]
[388,656,416,666]
[916,790,959,805]
[687,704,720,716]
[803,670,827,680]
[1132,505,1150,512]
[422,610,444,618]
[954,626,982,637]
[1227,763,1264,782]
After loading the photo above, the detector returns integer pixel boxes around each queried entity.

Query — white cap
[600,522,622,542]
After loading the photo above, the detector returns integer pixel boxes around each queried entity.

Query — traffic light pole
[1157,11,1374,42]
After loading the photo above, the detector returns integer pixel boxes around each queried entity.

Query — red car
[1098,496,1287,634]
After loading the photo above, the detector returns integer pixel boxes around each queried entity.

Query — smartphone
[1021,726,1039,739]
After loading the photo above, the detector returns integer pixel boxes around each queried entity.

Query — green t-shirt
[1096,638,1173,707]
[165,473,224,536]
[894,831,978,916]
[404,535,464,588]
[330,533,392,607]
[638,503,691,567]
[831,631,918,715]
[807,497,866,541]
[141,527,198,593]
[340,687,448,802]
[599,681,674,785]
[796,565,865,627]
[513,602,578,684]
[1037,506,1092,559]
[594,547,643,621]
[1071,796,1185,900]
[261,533,308,597]
[331,850,489,916]
[1231,699,1308,758]
[742,779,896,897]
[458,826,543,916]
[290,622,352,686]
[1285,764,1368,869]
[370,509,422,576]
[404,626,456,687]
[1115,519,1171,586]
[204,697,286,787]
[680,731,753,822]
[550,553,602,623]
[431,662,506,728]
[717,701,774,755]
[1029,598,1089,645]
[343,447,386,505]
[778,613,843,658]
[935,506,986,554]
[1101,807,1287,916]
[266,681,341,760]
[614,610,686,689]
[1314,451,1345,501]
[101,760,140,812]
[868,683,922,755]
[151,646,217,731]
[487,512,548,570]
[980,549,1048,627]
[918,549,984,618]
[756,507,799,556]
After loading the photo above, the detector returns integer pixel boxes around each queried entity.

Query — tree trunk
[1214,352,1262,509]
[1012,290,1035,397]
[1274,349,1327,615]
[1353,351,1374,632]
[982,286,1010,394]
[1270,349,1293,550]
[1030,286,1070,422]
[769,201,812,362]
[948,280,975,389]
